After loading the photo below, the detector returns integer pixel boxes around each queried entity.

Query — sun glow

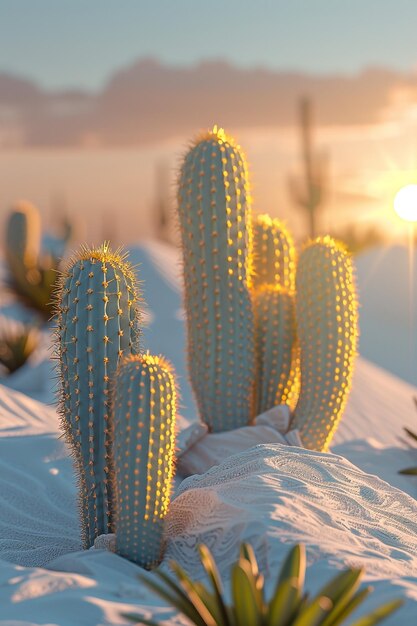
[394,184,417,222]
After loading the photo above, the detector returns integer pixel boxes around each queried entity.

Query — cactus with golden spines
[177,125,255,432]
[251,214,300,414]
[253,286,297,416]
[55,244,141,548]
[112,354,176,569]
[293,237,358,451]
[252,214,296,291]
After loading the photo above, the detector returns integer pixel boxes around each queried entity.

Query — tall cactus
[55,243,141,548]
[177,125,255,432]
[252,214,296,291]
[112,354,176,569]
[253,285,297,415]
[293,236,358,451]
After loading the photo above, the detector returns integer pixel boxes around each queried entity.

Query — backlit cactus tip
[293,236,358,451]
[55,243,141,548]
[177,125,255,432]
[252,214,296,291]
[253,285,297,415]
[112,353,176,569]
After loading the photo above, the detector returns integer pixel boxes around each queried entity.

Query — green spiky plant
[124,543,402,626]
[112,353,177,569]
[293,237,358,452]
[0,317,40,375]
[55,243,141,548]
[177,125,255,432]
[5,201,66,319]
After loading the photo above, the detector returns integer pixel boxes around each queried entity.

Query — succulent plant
[177,126,255,432]
[293,237,358,451]
[112,353,176,569]
[55,243,141,548]
[5,201,64,319]
[125,542,402,626]
[0,316,40,375]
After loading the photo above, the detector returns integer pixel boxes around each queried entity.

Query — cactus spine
[293,237,358,451]
[253,286,297,415]
[177,126,255,432]
[56,244,141,548]
[252,214,296,291]
[113,354,176,568]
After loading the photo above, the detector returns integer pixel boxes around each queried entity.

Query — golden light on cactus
[394,184,417,222]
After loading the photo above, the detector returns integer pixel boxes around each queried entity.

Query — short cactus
[253,286,297,415]
[177,125,255,432]
[252,214,296,291]
[293,237,358,451]
[5,201,62,318]
[112,354,176,569]
[55,244,141,548]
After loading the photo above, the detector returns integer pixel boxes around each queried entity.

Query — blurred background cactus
[177,126,255,433]
[288,97,328,240]
[55,243,141,548]
[293,237,358,451]
[0,316,40,376]
[4,201,73,319]
[113,354,176,569]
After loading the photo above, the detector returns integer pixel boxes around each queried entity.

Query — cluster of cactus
[55,244,176,568]
[5,201,72,319]
[177,126,358,451]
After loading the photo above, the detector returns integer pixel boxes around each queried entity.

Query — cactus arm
[113,354,176,569]
[293,237,358,451]
[252,214,296,292]
[253,286,297,416]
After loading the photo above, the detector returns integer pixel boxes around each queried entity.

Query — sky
[1,0,417,90]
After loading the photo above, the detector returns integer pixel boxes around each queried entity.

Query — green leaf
[138,571,207,626]
[122,614,159,625]
[198,545,231,626]
[315,568,362,616]
[231,560,263,626]
[349,599,404,626]
[267,578,302,626]
[170,561,219,626]
[324,588,371,626]
[170,561,225,626]
[404,427,417,443]
[399,467,417,475]
[277,544,306,588]
[292,596,333,626]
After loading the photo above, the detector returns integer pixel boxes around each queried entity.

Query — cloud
[1,59,417,147]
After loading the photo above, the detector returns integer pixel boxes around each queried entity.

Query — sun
[394,184,417,222]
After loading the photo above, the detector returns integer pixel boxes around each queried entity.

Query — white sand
[0,243,417,624]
